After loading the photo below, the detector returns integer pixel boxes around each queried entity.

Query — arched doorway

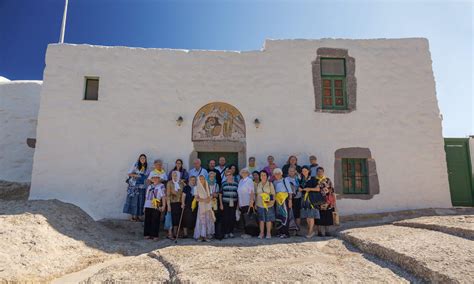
[189,102,246,170]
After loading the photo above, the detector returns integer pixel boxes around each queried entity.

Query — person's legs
[151,210,161,239]
[144,208,151,238]
[229,206,236,236]
[259,221,265,238]
[222,202,230,236]
[306,218,315,238]
[265,221,272,238]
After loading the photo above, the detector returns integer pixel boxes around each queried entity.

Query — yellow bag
[261,193,270,210]
[151,198,160,209]
[191,197,198,211]
[275,192,288,206]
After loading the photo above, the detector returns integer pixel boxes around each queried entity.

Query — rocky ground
[1,199,473,283]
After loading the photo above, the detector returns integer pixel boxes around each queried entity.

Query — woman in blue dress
[123,154,149,221]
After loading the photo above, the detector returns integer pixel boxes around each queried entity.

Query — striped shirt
[221,181,238,204]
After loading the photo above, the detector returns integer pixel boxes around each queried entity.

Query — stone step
[393,215,474,240]
[339,224,474,283]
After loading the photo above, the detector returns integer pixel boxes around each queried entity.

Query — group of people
[123,154,337,242]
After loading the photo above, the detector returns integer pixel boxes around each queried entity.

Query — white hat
[148,172,161,179]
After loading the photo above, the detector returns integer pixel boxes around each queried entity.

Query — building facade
[30,38,452,220]
[0,78,42,183]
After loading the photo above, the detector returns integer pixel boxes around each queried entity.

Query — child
[144,172,166,240]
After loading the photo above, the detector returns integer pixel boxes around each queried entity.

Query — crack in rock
[147,251,181,283]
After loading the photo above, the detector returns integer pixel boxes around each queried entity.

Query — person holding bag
[219,170,239,239]
[166,171,185,240]
[256,170,276,239]
[314,167,336,236]
[299,166,322,239]
[143,172,166,240]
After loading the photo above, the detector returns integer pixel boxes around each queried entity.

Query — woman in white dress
[193,175,216,241]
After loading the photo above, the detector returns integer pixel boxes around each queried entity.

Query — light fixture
[254,118,261,128]
[176,116,183,126]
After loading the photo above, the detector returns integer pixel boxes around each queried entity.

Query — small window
[321,58,346,110]
[84,78,99,100]
[342,158,369,194]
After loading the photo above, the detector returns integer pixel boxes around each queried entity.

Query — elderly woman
[282,155,302,177]
[123,154,149,222]
[237,168,255,235]
[143,172,166,240]
[314,167,336,236]
[256,170,276,239]
[167,159,189,183]
[166,171,185,239]
[194,175,215,242]
[272,168,293,238]
[220,170,239,238]
[181,176,197,238]
[148,159,168,182]
[299,166,322,238]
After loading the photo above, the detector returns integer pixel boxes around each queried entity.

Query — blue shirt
[188,167,208,179]
[221,181,238,204]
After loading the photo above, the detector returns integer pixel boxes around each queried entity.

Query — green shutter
[342,158,369,194]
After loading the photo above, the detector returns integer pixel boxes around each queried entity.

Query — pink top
[326,193,336,208]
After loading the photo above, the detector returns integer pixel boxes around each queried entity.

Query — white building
[0,78,42,183]
[30,38,452,220]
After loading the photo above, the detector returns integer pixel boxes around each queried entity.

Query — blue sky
[0,0,472,137]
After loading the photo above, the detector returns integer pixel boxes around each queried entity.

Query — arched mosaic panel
[192,102,246,141]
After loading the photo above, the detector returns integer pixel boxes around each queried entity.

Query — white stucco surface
[0,80,42,182]
[30,39,452,220]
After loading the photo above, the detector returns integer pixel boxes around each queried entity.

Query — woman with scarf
[166,171,185,239]
[314,167,336,236]
[167,159,189,183]
[256,170,276,239]
[194,175,215,241]
[285,166,302,228]
[123,154,149,221]
[299,165,323,238]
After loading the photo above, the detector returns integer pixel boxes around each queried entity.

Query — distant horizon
[0,0,472,137]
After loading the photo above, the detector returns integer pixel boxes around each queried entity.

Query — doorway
[198,152,239,170]
[444,138,473,206]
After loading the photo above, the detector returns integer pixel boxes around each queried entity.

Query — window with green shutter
[342,158,369,194]
[321,58,347,110]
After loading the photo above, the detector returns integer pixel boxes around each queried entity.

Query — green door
[444,138,473,206]
[198,152,239,170]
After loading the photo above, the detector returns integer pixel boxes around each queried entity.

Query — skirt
[144,207,161,237]
[123,185,146,216]
[193,206,215,239]
[257,206,275,222]
[181,205,194,231]
[301,196,320,219]
[292,197,302,219]
[171,202,182,226]
[316,208,334,226]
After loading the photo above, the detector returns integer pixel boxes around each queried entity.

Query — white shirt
[237,176,254,207]
[216,165,227,180]
[189,167,208,179]
[144,184,166,208]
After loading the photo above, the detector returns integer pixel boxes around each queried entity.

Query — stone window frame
[334,147,380,200]
[312,48,357,113]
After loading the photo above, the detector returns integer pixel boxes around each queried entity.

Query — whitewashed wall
[30,39,451,220]
[0,80,42,182]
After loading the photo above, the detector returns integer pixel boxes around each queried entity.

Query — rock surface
[0,180,30,200]
[394,215,474,240]
[340,224,474,283]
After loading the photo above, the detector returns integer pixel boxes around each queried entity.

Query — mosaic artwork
[192,102,246,141]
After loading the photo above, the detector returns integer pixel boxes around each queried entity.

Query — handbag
[243,208,259,236]
[164,212,172,230]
